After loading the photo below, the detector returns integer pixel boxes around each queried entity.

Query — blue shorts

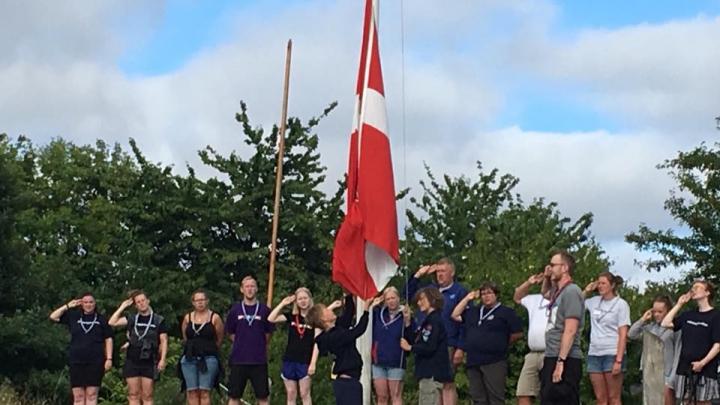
[587,355,626,373]
[180,355,219,390]
[371,365,405,381]
[281,360,309,381]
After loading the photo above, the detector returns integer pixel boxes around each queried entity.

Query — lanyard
[595,297,619,322]
[294,314,307,339]
[241,303,259,326]
[380,306,402,329]
[134,312,154,340]
[478,303,501,325]
[191,311,211,336]
[78,313,98,334]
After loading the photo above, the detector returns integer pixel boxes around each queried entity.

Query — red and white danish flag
[332,0,399,300]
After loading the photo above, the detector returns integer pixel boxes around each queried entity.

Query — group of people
[50,250,720,405]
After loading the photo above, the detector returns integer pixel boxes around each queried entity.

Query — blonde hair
[292,287,314,315]
[383,286,400,300]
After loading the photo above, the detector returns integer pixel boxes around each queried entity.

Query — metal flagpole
[267,39,293,307]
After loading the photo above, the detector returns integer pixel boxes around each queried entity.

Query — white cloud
[0,1,716,286]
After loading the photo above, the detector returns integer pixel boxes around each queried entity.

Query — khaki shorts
[516,351,544,397]
[419,378,442,405]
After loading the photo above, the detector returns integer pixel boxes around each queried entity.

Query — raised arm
[108,298,134,328]
[628,309,652,340]
[662,292,692,329]
[514,273,544,304]
[451,290,478,322]
[268,295,295,323]
[581,280,598,299]
[49,298,80,322]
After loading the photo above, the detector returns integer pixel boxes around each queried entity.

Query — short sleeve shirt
[225,302,275,365]
[282,311,314,364]
[520,294,550,352]
[545,283,584,359]
[59,311,113,364]
[585,296,631,356]
[463,304,523,366]
[674,309,720,378]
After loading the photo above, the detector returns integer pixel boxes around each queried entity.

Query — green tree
[626,142,720,281]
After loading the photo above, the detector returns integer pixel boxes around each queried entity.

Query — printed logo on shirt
[687,320,709,328]
[238,315,263,321]
[421,325,432,342]
[290,321,312,329]
[135,323,156,328]
[449,294,456,299]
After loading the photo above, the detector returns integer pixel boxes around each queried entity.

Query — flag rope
[399,0,409,371]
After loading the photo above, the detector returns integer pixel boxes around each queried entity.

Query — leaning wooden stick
[267,39,292,307]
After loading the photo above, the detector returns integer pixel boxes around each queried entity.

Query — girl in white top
[583,271,631,405]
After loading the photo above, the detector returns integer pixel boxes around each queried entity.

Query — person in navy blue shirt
[452,282,523,405]
[371,286,412,405]
[405,257,468,405]
[401,286,453,405]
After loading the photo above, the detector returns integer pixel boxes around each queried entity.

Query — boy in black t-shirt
[50,292,113,405]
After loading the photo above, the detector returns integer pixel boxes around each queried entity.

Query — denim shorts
[586,354,626,373]
[180,355,219,390]
[371,365,405,381]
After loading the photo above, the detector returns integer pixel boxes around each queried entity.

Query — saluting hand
[528,273,545,284]
[584,281,598,294]
[642,309,653,322]
[281,295,296,306]
[678,291,693,306]
[67,299,81,309]
[120,298,134,309]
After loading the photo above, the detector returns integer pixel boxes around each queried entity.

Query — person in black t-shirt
[50,292,113,405]
[109,290,168,405]
[180,289,224,405]
[268,287,318,405]
[307,295,378,405]
[662,280,720,405]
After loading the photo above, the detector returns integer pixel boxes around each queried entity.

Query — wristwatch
[557,357,566,363]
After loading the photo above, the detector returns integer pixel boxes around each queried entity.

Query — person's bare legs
[126,377,142,405]
[84,387,99,405]
[388,380,403,405]
[284,379,299,405]
[664,386,675,405]
[71,387,86,405]
[298,377,313,405]
[603,372,623,405]
[589,373,608,405]
[186,389,200,405]
[374,378,390,405]
[199,390,211,405]
[139,377,154,405]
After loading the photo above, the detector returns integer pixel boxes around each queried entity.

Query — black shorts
[123,357,156,380]
[228,364,269,400]
[69,363,104,388]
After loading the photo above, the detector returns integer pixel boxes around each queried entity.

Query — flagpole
[267,39,292,307]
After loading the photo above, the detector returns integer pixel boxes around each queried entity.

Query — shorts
[181,355,219,391]
[586,355,626,373]
[418,378,442,405]
[69,363,104,388]
[675,374,720,401]
[371,365,405,381]
[281,360,309,381]
[229,364,269,400]
[516,351,544,397]
[122,357,156,379]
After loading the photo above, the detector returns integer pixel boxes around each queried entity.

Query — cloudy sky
[2,0,720,287]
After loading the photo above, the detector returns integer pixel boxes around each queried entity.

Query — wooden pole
[267,39,292,307]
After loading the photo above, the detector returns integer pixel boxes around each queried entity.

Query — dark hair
[414,287,444,310]
[550,249,576,275]
[694,280,716,300]
[78,291,95,299]
[436,257,455,272]
[653,294,673,310]
[128,289,147,303]
[306,304,326,329]
[478,282,499,296]
[597,271,624,292]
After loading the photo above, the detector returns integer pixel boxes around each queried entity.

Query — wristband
[65,304,70,310]
[615,359,622,364]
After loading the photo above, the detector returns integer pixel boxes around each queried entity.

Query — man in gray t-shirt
[540,250,584,405]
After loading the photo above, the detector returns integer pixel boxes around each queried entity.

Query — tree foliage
[626,142,720,281]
